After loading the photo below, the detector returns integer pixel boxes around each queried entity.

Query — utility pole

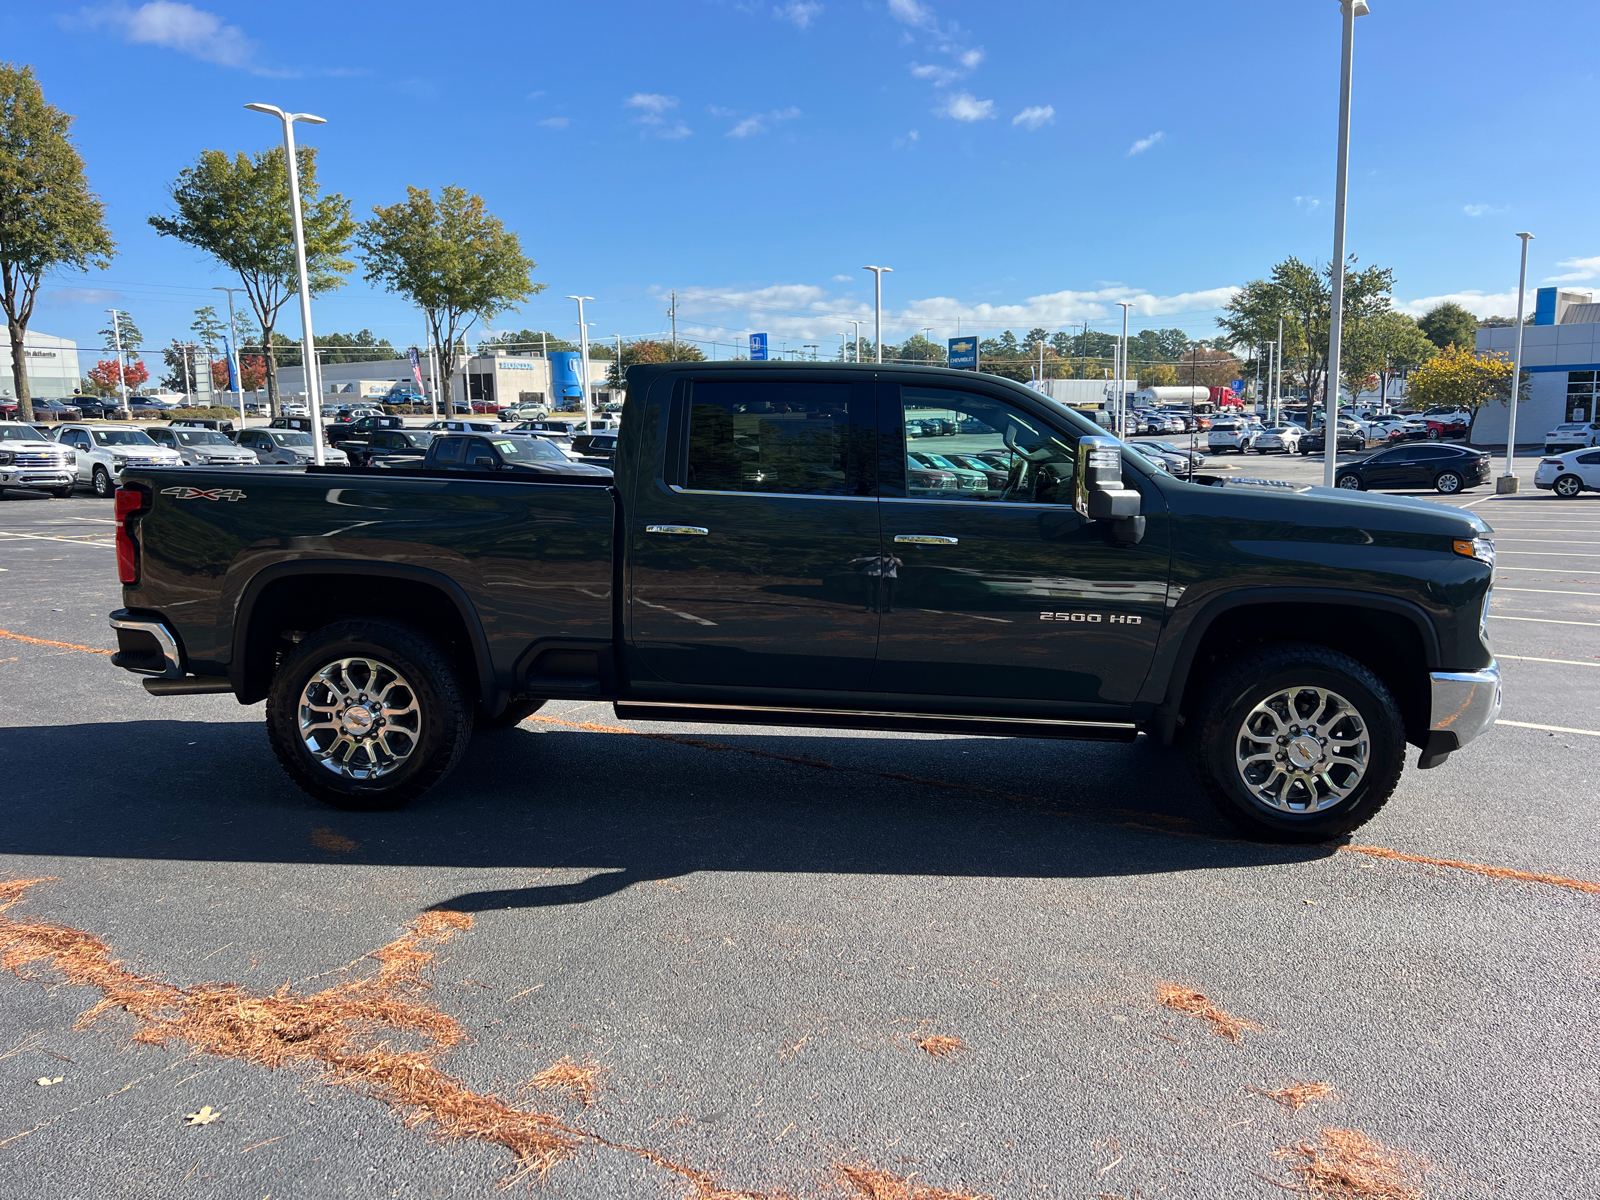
[105,309,130,416]
[668,291,678,358]
[851,320,861,363]
[1274,314,1283,427]
[841,333,847,361]
[615,334,624,398]
[1117,301,1133,438]
[213,287,246,424]
[1323,0,1370,486]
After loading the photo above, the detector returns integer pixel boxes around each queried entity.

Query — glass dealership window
[685,380,865,496]
[1568,372,1595,422]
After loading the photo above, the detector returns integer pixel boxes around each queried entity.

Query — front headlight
[1453,536,1495,568]
[64,451,76,465]
[0,451,13,466]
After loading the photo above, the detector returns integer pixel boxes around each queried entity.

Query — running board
[612,701,1139,742]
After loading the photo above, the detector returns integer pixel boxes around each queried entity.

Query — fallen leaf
[185,1106,221,1125]
[36,1076,63,1086]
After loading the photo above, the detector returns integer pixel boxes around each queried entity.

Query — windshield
[175,431,232,446]
[271,432,313,447]
[91,429,158,447]
[493,438,566,464]
[0,425,46,442]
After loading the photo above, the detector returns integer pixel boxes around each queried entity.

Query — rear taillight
[115,486,149,585]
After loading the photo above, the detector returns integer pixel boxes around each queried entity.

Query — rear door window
[431,437,465,464]
[682,380,870,496]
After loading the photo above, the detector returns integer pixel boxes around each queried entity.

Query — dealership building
[0,331,82,399]
[274,351,616,409]
[1474,287,1600,444]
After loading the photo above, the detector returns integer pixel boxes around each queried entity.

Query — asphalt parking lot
[2,459,1597,1199]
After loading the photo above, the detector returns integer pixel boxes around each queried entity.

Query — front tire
[1554,474,1583,498]
[51,486,75,498]
[1336,473,1364,490]
[266,619,472,810]
[91,466,113,498]
[1187,643,1406,843]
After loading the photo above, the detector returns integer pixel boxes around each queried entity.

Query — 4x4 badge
[161,486,246,502]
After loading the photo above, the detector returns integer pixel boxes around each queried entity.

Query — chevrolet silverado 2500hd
[106,363,1501,842]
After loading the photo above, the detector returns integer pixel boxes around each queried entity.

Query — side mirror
[1074,436,1142,521]
[473,456,497,469]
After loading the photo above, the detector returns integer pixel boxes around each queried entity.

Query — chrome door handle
[646,524,709,536]
[894,534,958,545]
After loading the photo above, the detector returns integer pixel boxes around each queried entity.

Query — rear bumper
[1418,661,1501,768]
[108,610,184,678]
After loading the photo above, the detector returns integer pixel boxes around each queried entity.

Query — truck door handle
[646,525,709,536]
[894,534,958,545]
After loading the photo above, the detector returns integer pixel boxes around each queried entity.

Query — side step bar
[613,701,1138,742]
[143,676,235,696]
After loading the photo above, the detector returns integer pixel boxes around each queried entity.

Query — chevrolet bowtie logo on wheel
[160,486,247,502]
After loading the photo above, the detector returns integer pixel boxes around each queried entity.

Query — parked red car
[1423,413,1470,440]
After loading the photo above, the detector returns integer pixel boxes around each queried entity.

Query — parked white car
[145,426,258,467]
[1252,426,1303,453]
[236,428,350,466]
[1207,419,1256,453]
[281,402,310,417]
[1543,422,1600,454]
[0,423,76,497]
[1534,448,1600,498]
[53,423,184,497]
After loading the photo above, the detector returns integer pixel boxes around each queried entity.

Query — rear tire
[1336,473,1364,490]
[474,697,548,730]
[1434,471,1463,494]
[1187,643,1406,843]
[266,619,472,811]
[1554,474,1583,499]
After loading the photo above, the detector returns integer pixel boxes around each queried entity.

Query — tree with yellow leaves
[1406,344,1527,415]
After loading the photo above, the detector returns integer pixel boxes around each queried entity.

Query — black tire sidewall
[1435,471,1462,493]
[92,467,112,497]
[266,620,469,810]
[1191,646,1406,842]
[1336,474,1363,490]
[1555,475,1581,498]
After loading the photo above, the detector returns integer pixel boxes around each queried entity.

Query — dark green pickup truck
[107,363,1501,842]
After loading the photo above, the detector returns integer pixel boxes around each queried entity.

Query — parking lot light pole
[850,320,861,363]
[244,102,329,465]
[213,287,247,426]
[1323,0,1369,487]
[862,266,892,363]
[567,296,594,430]
[1117,301,1133,437]
[1499,231,1535,494]
[105,308,129,416]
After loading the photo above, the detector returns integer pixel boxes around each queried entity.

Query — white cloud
[1012,105,1054,130]
[1127,131,1164,156]
[958,47,984,69]
[1463,203,1508,218]
[889,0,938,30]
[525,90,546,100]
[665,280,1242,346]
[539,117,570,130]
[726,106,802,138]
[1546,256,1600,283]
[909,61,961,87]
[939,91,994,122]
[832,275,854,282]
[626,93,690,138]
[80,2,255,68]
[1392,291,1526,320]
[773,1,821,28]
[1294,195,1321,212]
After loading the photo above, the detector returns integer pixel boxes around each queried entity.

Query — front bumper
[0,469,72,487]
[1418,661,1502,768]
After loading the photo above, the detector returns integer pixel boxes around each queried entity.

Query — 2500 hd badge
[1039,612,1142,624]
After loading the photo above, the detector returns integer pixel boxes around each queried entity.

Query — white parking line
[1495,586,1600,596]
[1488,614,1600,627]
[1499,654,1600,667]
[1497,719,1600,737]
[1490,538,1600,545]
[1497,550,1600,557]
[0,531,113,547]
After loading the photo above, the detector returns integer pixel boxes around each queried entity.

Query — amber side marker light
[1453,536,1494,566]
[115,486,150,584]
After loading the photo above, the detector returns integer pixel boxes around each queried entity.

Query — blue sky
[8,0,1600,363]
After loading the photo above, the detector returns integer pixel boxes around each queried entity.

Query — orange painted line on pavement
[0,629,113,655]
[1340,845,1600,896]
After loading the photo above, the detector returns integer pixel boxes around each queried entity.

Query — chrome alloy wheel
[1234,686,1369,814]
[298,657,421,779]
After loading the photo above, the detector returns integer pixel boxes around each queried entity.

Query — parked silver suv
[146,426,258,466]
[53,423,183,497]
[0,423,75,497]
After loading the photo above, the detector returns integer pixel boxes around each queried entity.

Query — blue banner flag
[749,333,769,361]
[948,337,978,370]
[223,336,238,391]
[549,351,586,398]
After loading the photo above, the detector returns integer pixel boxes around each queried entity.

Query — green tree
[478,328,576,355]
[1418,301,1479,352]
[149,145,356,414]
[191,304,226,355]
[604,337,706,387]
[357,185,540,409]
[1357,310,1435,402]
[99,309,142,355]
[1139,363,1178,387]
[0,63,115,420]
[894,333,946,365]
[1407,345,1527,423]
[272,328,398,366]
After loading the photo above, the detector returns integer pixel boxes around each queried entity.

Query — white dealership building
[274,351,614,408]
[0,331,82,399]
[1474,287,1600,444]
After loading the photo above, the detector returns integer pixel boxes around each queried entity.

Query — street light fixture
[850,320,861,363]
[566,296,594,430]
[862,266,892,364]
[1321,0,1369,487]
[105,308,129,416]
[244,102,329,464]
[1500,232,1535,493]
